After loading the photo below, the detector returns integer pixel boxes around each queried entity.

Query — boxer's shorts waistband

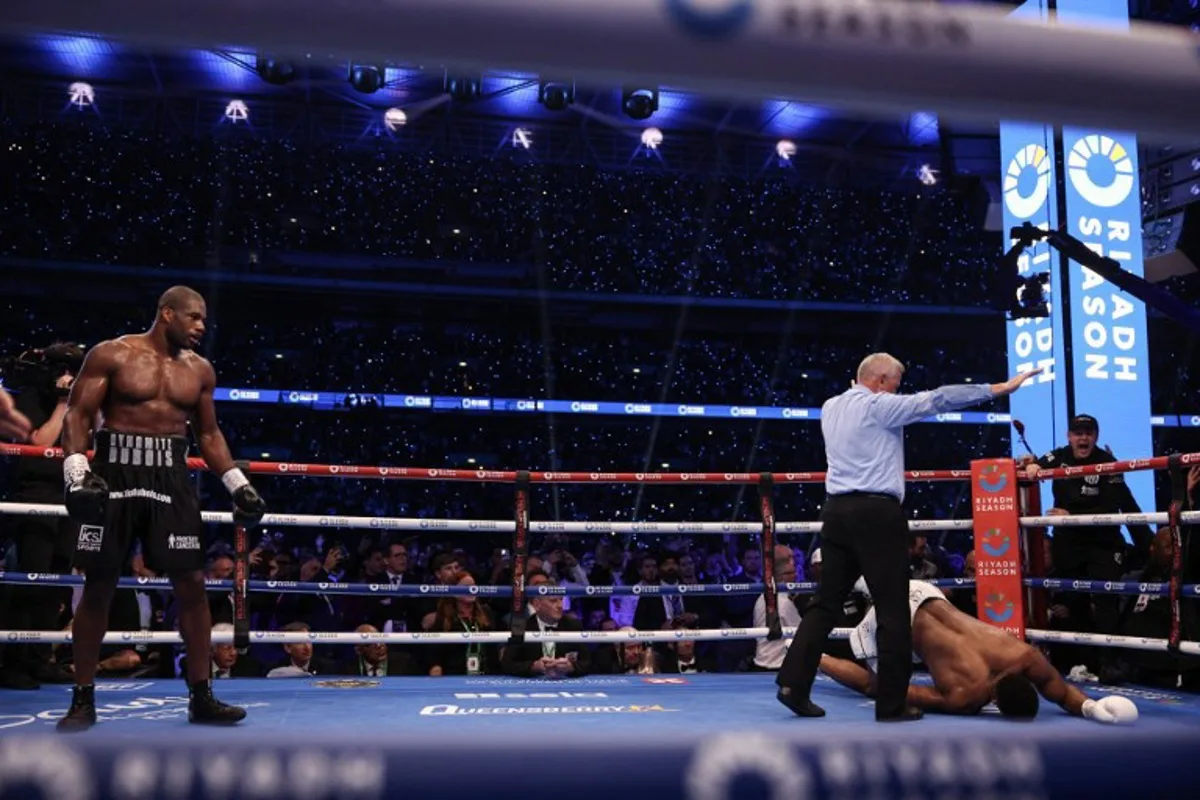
[92,429,189,470]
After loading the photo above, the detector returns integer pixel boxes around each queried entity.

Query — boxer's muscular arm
[1022,648,1088,716]
[192,359,236,475]
[820,654,976,713]
[62,341,119,456]
[819,654,877,696]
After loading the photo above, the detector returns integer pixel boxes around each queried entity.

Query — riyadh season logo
[1067,134,1135,208]
[1003,143,1051,219]
[981,528,1011,558]
[1004,143,1051,220]
[977,464,1008,494]
[983,592,1015,624]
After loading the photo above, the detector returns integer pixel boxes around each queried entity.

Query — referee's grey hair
[857,353,905,382]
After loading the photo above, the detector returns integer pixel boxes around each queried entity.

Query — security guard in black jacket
[1024,414,1154,662]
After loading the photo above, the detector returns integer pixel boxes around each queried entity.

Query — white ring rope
[0,0,1198,139]
[4,627,1198,655]
[1025,629,1200,657]
[1021,511,1200,528]
[0,502,973,533]
[6,502,1193,532]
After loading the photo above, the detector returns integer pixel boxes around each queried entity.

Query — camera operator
[0,344,84,689]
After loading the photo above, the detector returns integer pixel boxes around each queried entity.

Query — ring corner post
[1167,453,1185,652]
[508,470,531,646]
[971,458,1026,641]
[757,472,781,641]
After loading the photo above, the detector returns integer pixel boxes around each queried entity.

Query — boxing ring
[2,444,1199,799]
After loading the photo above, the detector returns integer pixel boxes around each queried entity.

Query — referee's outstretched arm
[862,369,1042,429]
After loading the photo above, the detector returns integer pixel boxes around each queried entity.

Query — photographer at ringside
[0,344,85,689]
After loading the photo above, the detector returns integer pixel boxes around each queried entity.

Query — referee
[776,353,1040,722]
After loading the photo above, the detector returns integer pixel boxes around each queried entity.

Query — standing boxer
[58,285,266,731]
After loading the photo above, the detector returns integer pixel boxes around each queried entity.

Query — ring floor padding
[2,673,1198,799]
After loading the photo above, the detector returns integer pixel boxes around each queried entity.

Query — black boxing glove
[233,485,267,527]
[223,467,267,527]
[63,453,108,526]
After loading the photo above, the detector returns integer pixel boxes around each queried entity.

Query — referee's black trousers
[777,493,912,719]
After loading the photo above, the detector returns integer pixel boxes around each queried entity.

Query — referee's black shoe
[777,687,826,717]
[877,707,924,723]
[188,680,247,725]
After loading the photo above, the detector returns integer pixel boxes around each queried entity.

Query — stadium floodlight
[622,87,658,120]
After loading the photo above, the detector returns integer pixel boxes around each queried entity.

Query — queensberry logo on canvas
[664,0,755,38]
[981,529,1011,558]
[977,464,1008,494]
[983,592,1015,624]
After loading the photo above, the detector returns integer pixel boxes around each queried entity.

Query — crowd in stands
[0,120,1006,306]
[5,291,1196,412]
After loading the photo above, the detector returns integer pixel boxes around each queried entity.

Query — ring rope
[4,572,1195,598]
[6,444,1196,484]
[6,502,1193,534]
[0,443,970,484]
[1020,511,1200,528]
[0,572,957,597]
[3,627,1198,655]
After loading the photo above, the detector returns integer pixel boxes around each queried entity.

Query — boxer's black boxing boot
[56,685,97,732]
[777,687,826,717]
[188,680,247,725]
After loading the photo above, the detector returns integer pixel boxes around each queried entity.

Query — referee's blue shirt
[822,383,996,503]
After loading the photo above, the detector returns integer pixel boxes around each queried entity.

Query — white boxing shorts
[848,581,946,673]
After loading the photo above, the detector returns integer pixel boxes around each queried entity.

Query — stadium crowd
[0,120,1004,306]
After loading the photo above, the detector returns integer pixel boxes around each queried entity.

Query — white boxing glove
[1082,695,1139,725]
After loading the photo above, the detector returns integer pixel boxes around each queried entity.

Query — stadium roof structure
[0,32,1002,189]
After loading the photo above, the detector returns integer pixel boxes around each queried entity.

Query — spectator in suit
[274,547,345,642]
[266,621,341,677]
[660,633,716,674]
[181,623,266,679]
[341,624,419,677]
[427,573,496,676]
[633,550,698,632]
[501,578,591,678]
[344,543,401,630]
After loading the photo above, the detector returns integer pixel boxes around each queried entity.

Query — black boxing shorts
[72,430,205,574]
